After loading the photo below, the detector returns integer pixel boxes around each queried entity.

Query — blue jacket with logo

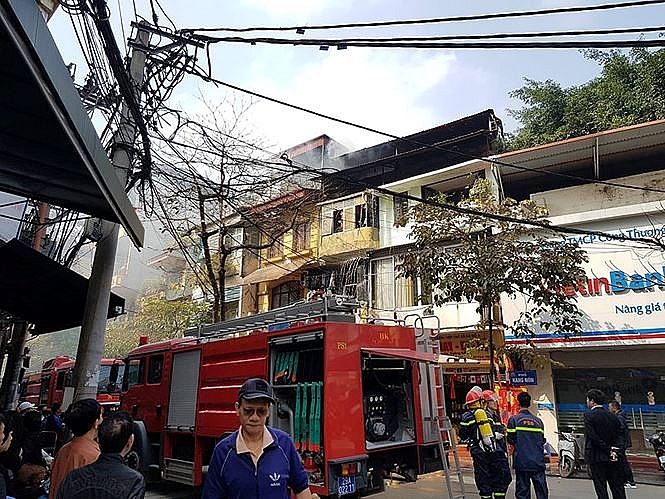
[202,426,309,499]
[506,409,546,472]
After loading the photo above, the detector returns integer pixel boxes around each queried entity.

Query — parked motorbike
[558,430,588,478]
[648,431,665,472]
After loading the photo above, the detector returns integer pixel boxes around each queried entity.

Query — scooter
[558,430,588,478]
[648,431,665,472]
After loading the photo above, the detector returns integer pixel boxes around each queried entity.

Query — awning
[438,354,480,364]
[440,359,491,373]
[240,258,309,285]
[361,347,439,363]
[0,239,125,334]
[0,0,144,247]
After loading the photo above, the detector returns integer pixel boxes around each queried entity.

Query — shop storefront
[551,349,665,451]
[503,216,665,448]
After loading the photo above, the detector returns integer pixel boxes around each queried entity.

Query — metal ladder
[410,315,466,499]
[184,294,359,338]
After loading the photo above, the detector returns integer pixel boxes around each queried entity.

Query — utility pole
[72,23,150,401]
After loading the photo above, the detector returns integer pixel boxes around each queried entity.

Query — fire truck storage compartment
[163,349,201,484]
[167,349,201,430]
[361,352,416,450]
[269,332,324,488]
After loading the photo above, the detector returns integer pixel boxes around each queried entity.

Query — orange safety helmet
[482,389,499,402]
[465,386,483,406]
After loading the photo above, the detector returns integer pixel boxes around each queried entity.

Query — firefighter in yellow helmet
[459,386,512,499]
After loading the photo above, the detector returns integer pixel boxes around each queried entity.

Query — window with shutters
[370,256,430,310]
[267,234,284,259]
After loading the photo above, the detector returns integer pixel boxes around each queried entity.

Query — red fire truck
[21,356,125,409]
[120,296,447,497]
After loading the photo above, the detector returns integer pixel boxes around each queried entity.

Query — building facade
[498,120,665,448]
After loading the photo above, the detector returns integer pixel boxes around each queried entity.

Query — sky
[47,0,665,155]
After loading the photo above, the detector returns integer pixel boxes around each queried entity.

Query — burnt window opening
[393,193,409,223]
[332,210,343,233]
[354,203,367,228]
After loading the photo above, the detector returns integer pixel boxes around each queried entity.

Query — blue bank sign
[509,370,538,386]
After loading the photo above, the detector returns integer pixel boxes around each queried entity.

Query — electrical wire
[195,25,665,46]
[149,119,664,284]
[182,0,665,33]
[191,37,665,50]
[90,0,153,188]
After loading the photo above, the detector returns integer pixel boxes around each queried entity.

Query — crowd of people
[0,400,143,499]
[1,381,639,499]
[460,386,637,499]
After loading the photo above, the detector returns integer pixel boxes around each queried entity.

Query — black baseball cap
[238,378,275,403]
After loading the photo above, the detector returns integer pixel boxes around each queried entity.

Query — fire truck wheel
[402,467,417,482]
[126,449,141,471]
[128,420,150,475]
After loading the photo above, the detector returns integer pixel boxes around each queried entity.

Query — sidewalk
[455,447,664,486]
[629,453,664,486]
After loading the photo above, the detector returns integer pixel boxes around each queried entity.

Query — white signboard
[503,217,665,349]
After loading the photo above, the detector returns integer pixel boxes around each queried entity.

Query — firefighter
[459,386,511,499]
[482,389,512,498]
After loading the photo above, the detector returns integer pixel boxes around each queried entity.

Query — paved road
[380,471,664,499]
[146,470,665,498]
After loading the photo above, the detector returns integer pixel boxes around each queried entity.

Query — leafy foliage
[103,292,210,358]
[506,48,665,150]
[396,179,588,338]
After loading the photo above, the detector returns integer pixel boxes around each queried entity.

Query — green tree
[506,48,665,150]
[396,179,588,369]
[103,292,210,358]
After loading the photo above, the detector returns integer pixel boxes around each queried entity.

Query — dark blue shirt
[202,427,309,499]
[507,409,546,472]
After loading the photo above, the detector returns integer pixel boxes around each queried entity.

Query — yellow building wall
[257,209,319,312]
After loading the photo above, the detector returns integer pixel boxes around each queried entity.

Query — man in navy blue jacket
[507,392,548,499]
[202,378,313,499]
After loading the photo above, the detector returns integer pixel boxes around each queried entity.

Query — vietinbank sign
[502,220,665,348]
[564,269,665,296]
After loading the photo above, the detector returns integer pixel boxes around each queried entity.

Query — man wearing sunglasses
[202,378,314,499]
